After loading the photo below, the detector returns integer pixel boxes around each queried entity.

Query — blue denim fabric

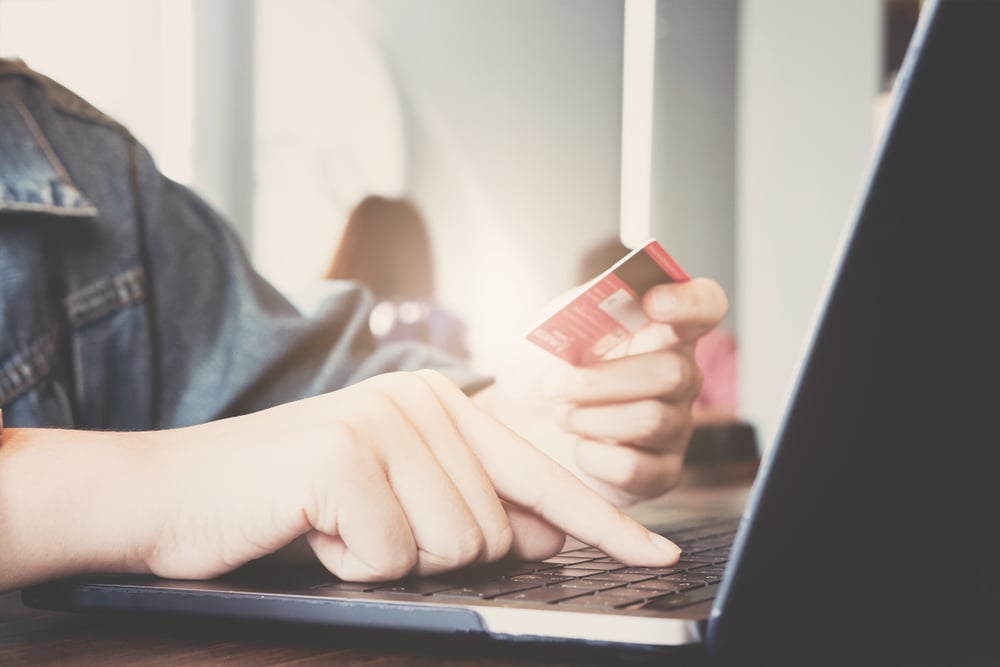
[0,59,489,429]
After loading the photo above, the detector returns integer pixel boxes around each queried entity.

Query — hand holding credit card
[526,239,689,365]
[489,239,725,506]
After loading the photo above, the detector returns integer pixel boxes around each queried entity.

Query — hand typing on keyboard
[1,281,724,591]
[0,370,682,591]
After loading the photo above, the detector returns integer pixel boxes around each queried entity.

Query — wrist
[0,427,164,590]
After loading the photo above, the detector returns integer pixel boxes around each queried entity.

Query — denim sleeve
[1,59,490,429]
[131,151,491,426]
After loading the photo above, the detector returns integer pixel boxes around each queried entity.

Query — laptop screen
[709,0,1000,653]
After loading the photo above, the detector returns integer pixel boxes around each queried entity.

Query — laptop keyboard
[310,516,739,613]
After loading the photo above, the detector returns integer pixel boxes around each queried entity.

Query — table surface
[0,590,601,667]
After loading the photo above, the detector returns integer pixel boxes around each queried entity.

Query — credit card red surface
[527,239,689,365]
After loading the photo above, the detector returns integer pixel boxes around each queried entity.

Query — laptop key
[506,574,573,585]
[560,548,606,558]
[685,536,736,549]
[617,566,685,576]
[542,555,599,565]
[584,572,658,583]
[660,573,717,585]
[371,580,460,595]
[515,561,560,572]
[670,560,713,571]
[537,567,607,578]
[642,585,719,611]
[627,579,696,593]
[433,579,542,599]
[560,590,649,608]
[309,581,378,593]
[616,562,703,575]
[679,553,728,563]
[532,570,587,580]
[547,580,626,591]
[674,527,734,542]
[562,561,625,572]
[495,587,592,604]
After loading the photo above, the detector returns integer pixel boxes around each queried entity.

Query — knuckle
[658,456,685,494]
[345,387,395,423]
[654,354,685,393]
[479,514,514,562]
[680,357,703,398]
[414,368,449,386]
[592,446,644,490]
[637,401,670,435]
[486,523,515,562]
[327,424,381,483]
[460,531,488,564]
[424,530,486,570]
[327,537,418,583]
[657,353,701,398]
[371,371,429,399]
[321,420,365,465]
[618,454,646,491]
[566,369,589,397]
[376,546,419,580]
[621,453,678,500]
[452,525,487,564]
[342,384,416,443]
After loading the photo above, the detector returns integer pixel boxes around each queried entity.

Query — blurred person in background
[325,196,470,359]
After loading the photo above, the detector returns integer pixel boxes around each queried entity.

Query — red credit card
[527,239,689,365]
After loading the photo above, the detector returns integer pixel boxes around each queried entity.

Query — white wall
[354,0,625,371]
[253,0,408,291]
[192,0,254,244]
[651,0,738,327]
[736,0,880,451]
[0,0,195,186]
[2,0,885,444]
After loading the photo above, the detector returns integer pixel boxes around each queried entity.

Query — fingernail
[648,531,682,560]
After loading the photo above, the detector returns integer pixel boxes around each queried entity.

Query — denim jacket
[0,59,488,429]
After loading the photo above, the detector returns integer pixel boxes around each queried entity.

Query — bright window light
[619,0,657,249]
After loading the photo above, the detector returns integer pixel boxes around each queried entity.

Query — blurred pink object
[693,327,738,421]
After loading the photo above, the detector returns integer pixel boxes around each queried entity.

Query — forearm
[0,428,162,592]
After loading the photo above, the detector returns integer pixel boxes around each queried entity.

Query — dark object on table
[683,421,760,486]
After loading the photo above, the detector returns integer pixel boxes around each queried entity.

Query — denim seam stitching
[0,200,96,217]
[0,60,122,130]
[10,95,77,185]
[64,267,147,329]
[0,93,99,218]
[0,323,59,408]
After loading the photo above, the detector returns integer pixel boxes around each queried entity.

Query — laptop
[22,0,1000,656]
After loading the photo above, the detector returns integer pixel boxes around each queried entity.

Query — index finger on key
[414,370,681,566]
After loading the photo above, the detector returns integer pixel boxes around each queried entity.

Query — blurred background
[0,0,921,453]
